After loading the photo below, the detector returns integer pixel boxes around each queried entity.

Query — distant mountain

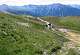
[70,4,80,9]
[0,4,8,12]
[1,3,80,16]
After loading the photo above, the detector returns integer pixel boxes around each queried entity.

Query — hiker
[46,22,53,29]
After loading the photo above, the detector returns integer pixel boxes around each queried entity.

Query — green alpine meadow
[0,0,80,55]
[0,13,80,55]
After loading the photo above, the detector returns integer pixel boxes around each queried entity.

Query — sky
[0,0,80,6]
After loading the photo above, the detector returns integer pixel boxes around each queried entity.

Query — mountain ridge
[1,3,80,16]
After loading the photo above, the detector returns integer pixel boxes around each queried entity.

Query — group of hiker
[45,22,54,29]
[37,17,55,29]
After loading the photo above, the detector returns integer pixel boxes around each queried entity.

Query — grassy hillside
[0,13,70,55]
[42,16,80,31]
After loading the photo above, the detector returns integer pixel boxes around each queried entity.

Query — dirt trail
[37,17,80,54]
[37,17,80,44]
[58,28,80,44]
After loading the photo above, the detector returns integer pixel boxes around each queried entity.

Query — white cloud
[0,0,80,6]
